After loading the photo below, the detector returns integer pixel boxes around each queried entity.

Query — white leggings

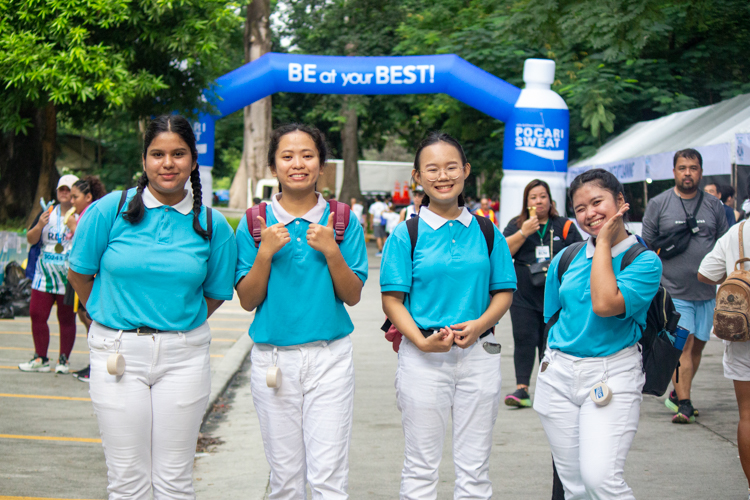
[533,345,645,500]
[88,321,211,500]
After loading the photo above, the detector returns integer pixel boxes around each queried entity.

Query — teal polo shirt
[544,235,663,358]
[69,187,237,331]
[235,194,368,346]
[380,207,516,330]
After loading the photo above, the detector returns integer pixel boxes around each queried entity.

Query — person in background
[253,197,262,206]
[350,197,365,226]
[18,174,79,374]
[502,179,582,408]
[475,197,498,226]
[66,175,108,382]
[399,187,425,222]
[369,194,389,257]
[705,182,736,226]
[719,184,744,223]
[643,149,728,423]
[698,221,750,500]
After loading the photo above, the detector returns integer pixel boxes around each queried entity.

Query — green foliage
[393,0,750,191]
[0,0,242,133]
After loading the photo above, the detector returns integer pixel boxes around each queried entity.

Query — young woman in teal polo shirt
[235,123,368,499]
[380,132,516,500]
[534,169,662,499]
[67,115,237,499]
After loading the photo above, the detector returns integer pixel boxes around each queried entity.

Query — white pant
[533,345,645,500]
[88,321,212,500]
[395,334,503,500]
[251,335,355,500]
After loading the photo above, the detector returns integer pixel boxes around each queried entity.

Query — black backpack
[546,238,682,396]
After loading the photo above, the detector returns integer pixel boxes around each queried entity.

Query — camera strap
[678,190,704,220]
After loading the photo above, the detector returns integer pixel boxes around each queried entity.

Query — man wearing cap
[19,174,80,374]
[399,187,425,222]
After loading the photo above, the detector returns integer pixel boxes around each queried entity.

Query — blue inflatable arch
[193,53,569,226]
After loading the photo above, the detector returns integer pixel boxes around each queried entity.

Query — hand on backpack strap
[256,216,290,256]
[307,213,338,257]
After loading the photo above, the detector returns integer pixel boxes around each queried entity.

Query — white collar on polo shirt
[419,206,474,230]
[271,192,327,225]
[142,186,193,215]
[585,233,637,259]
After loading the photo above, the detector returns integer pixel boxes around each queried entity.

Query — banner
[737,133,750,165]
[567,143,732,185]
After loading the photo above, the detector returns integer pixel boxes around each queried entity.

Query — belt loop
[602,358,609,383]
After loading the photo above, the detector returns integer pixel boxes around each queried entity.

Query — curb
[204,333,254,423]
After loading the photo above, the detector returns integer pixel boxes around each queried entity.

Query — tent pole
[643,180,648,209]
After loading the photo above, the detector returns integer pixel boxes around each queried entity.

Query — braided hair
[123,114,209,239]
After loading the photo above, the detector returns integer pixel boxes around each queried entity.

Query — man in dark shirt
[705,182,736,226]
[642,149,728,424]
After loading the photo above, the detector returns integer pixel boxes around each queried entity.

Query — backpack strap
[562,219,573,240]
[740,220,746,261]
[473,214,494,257]
[406,216,420,260]
[328,199,349,244]
[206,207,213,241]
[620,237,649,271]
[246,202,267,248]
[556,241,586,282]
[117,189,129,216]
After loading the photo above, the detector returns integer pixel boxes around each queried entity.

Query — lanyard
[536,220,550,241]
[55,206,63,245]
[678,190,704,219]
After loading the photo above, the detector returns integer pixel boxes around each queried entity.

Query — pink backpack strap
[328,200,349,244]
[246,202,267,248]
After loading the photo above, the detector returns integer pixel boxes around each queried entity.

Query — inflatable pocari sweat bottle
[499,59,569,230]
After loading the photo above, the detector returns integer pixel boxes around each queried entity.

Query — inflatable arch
[193,53,569,228]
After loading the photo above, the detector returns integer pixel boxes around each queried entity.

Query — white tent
[567,93,750,185]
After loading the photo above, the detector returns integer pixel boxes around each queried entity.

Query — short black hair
[674,148,703,169]
[719,184,735,203]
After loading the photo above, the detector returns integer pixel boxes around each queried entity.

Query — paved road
[1,246,745,499]
[0,295,252,499]
[194,248,747,499]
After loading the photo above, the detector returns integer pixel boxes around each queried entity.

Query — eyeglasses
[421,165,464,182]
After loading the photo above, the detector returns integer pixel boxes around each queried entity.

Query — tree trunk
[0,103,58,225]
[339,97,362,204]
[229,0,272,209]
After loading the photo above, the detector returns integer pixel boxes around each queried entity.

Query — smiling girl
[67,115,237,498]
[380,132,516,499]
[235,123,367,499]
[535,169,662,499]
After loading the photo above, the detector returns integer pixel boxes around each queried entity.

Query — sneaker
[375,252,383,257]
[55,354,70,374]
[18,355,50,373]
[504,388,531,408]
[665,390,699,416]
[672,400,696,424]
[73,365,90,383]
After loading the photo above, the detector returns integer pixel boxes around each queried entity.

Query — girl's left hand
[448,320,485,349]
[598,203,629,247]
[307,213,338,257]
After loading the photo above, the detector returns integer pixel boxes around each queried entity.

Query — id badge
[535,246,550,261]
